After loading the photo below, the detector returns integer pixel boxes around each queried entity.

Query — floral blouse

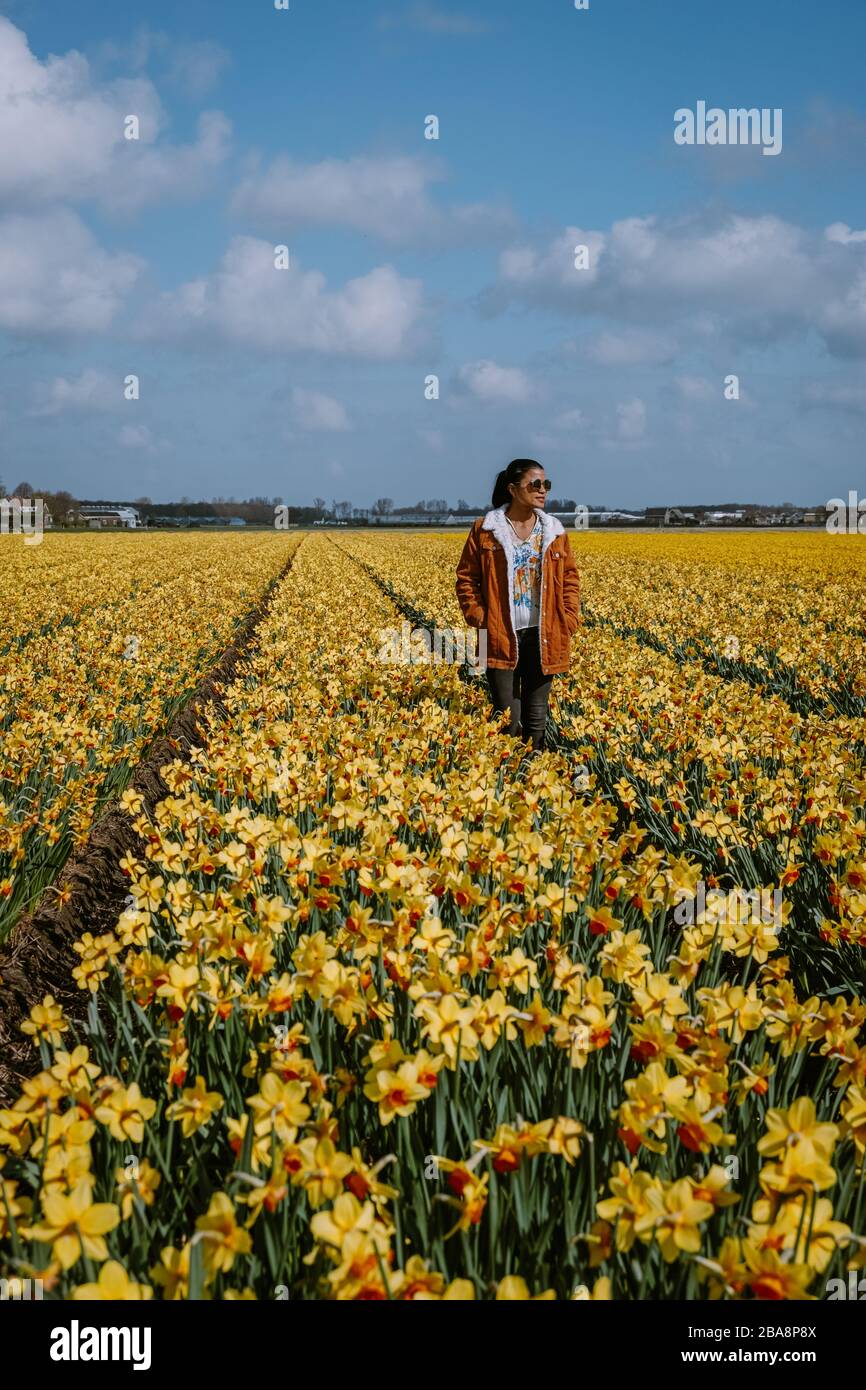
[510,516,543,630]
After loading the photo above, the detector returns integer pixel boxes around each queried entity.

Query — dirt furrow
[0,538,304,1103]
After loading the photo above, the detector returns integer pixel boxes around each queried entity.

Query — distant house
[590,510,645,525]
[75,504,140,529]
[365,510,459,527]
[646,507,698,526]
[361,507,650,529]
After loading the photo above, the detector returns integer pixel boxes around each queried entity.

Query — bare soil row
[0,540,304,1103]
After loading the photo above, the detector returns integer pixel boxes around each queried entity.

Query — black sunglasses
[520,478,551,492]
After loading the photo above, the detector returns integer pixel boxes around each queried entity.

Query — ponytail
[491,458,542,509]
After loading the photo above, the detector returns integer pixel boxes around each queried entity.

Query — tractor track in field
[0,537,305,1105]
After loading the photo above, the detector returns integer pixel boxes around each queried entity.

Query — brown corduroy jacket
[455,508,581,673]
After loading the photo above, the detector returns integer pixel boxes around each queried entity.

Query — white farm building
[75,504,141,529]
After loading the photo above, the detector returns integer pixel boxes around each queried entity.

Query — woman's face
[511,467,547,508]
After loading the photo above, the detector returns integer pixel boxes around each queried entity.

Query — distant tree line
[3,479,823,529]
[0,483,594,527]
[0,479,79,523]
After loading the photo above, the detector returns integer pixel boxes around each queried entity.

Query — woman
[455,458,580,752]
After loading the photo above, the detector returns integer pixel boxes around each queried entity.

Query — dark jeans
[486,626,553,752]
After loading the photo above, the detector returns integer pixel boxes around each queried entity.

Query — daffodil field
[0,533,295,940]
[2,529,866,1301]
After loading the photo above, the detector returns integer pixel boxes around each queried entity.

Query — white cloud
[584,329,676,366]
[616,398,646,441]
[802,380,866,414]
[138,235,424,359]
[675,375,715,402]
[96,30,230,98]
[530,432,557,452]
[458,359,535,403]
[165,40,231,99]
[498,229,605,290]
[553,408,585,430]
[118,423,151,447]
[491,212,866,358]
[825,222,866,246]
[531,407,592,453]
[818,271,866,358]
[233,156,430,240]
[231,154,512,246]
[116,422,168,455]
[30,368,120,416]
[0,18,231,212]
[104,110,232,215]
[0,210,142,334]
[292,387,351,432]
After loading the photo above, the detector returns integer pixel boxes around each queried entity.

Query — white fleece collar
[481,506,564,558]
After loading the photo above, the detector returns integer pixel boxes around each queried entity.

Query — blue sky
[1,0,865,507]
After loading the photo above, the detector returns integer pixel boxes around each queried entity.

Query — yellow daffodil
[23,1181,119,1270]
[71,1260,152,1300]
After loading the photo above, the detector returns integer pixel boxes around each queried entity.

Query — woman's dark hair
[491,458,543,509]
